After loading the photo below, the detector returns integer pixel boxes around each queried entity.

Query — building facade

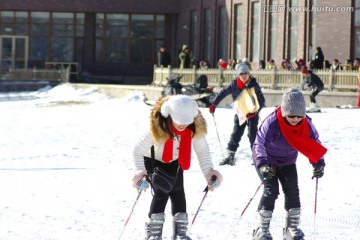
[0,0,358,83]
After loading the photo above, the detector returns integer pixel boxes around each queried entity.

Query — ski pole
[188,175,217,233]
[118,190,143,240]
[225,180,264,240]
[211,113,225,159]
[313,178,319,240]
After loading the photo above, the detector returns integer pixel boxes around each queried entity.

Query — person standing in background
[157,45,171,68]
[313,47,324,70]
[179,45,194,69]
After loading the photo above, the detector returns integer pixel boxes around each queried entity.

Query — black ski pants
[145,159,187,218]
[258,164,301,212]
[227,114,259,152]
[310,87,324,103]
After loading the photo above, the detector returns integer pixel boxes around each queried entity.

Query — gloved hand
[259,164,276,180]
[301,80,309,90]
[209,104,217,114]
[132,170,150,191]
[246,112,257,119]
[312,165,324,179]
[205,169,223,191]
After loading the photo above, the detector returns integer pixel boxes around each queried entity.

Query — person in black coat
[157,45,171,68]
[313,47,324,70]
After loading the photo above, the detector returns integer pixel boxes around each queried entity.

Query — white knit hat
[236,63,250,75]
[281,88,306,117]
[161,95,199,124]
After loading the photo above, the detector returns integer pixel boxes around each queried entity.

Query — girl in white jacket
[132,95,222,240]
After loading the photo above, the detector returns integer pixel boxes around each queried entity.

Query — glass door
[0,35,28,74]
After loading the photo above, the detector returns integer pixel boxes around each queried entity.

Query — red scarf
[236,77,249,90]
[162,126,192,170]
[276,108,327,164]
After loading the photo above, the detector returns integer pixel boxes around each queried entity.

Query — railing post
[65,67,70,82]
[160,65,164,86]
[165,65,171,86]
[329,69,334,91]
[271,69,277,89]
[192,65,197,84]
[153,64,157,86]
[218,68,224,87]
[167,66,172,86]
[32,67,36,81]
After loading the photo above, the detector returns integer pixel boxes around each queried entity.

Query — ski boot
[283,208,305,240]
[145,213,165,240]
[252,210,273,240]
[172,212,192,240]
[219,151,236,166]
[306,102,321,113]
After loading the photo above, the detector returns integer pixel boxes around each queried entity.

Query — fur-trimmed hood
[150,96,207,143]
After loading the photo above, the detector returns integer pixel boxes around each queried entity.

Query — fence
[153,65,359,92]
[1,67,69,83]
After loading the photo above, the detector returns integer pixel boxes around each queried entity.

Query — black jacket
[157,51,171,67]
[211,76,265,110]
[305,71,324,91]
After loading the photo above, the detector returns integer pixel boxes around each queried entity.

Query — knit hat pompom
[281,88,306,117]
[161,95,198,125]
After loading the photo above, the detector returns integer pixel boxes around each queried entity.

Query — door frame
[0,35,29,70]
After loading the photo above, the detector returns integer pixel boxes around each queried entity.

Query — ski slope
[0,84,359,240]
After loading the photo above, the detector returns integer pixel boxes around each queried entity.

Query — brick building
[0,0,358,83]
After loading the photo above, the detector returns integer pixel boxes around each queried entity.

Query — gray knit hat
[281,87,306,117]
[236,63,250,75]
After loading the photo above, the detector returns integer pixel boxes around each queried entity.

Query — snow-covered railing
[153,66,358,92]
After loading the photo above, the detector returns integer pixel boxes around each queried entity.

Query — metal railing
[153,65,359,92]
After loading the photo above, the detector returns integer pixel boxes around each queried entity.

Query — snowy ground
[0,84,359,240]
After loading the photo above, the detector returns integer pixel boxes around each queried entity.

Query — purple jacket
[252,110,325,168]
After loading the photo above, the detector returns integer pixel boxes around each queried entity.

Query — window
[354,0,360,58]
[251,2,260,62]
[235,4,243,60]
[18,11,85,62]
[203,9,212,62]
[51,13,75,61]
[218,6,227,60]
[190,11,198,57]
[289,0,298,60]
[155,15,165,58]
[30,12,50,61]
[0,11,29,36]
[269,0,278,60]
[131,15,154,63]
[95,13,129,63]
[95,13,163,64]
